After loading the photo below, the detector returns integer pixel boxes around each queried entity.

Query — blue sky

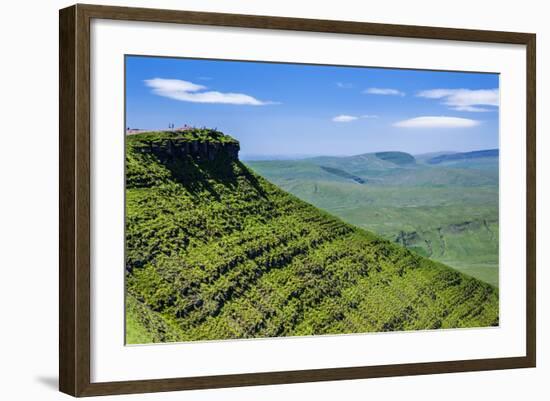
[126,56,499,158]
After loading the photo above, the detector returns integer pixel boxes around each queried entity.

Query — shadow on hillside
[161,156,267,199]
[237,161,269,198]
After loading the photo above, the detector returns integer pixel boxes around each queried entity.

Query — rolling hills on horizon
[243,148,497,164]
[125,129,498,344]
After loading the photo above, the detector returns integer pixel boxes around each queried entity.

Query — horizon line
[241,147,499,161]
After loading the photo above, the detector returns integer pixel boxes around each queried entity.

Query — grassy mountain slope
[125,130,498,344]
[247,151,499,286]
[375,151,416,165]
[427,149,499,165]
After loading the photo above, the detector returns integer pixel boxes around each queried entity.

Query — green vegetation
[126,130,498,344]
[427,149,499,165]
[247,151,499,286]
[126,294,183,344]
[375,151,416,165]
[128,128,239,147]
[320,166,365,184]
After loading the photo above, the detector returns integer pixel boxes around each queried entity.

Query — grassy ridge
[375,151,416,165]
[125,130,498,344]
[247,153,499,286]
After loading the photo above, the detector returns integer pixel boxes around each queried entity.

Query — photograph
[124,55,500,345]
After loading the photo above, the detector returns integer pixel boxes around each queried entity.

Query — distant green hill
[308,151,416,174]
[125,129,498,344]
[375,151,416,165]
[427,149,499,165]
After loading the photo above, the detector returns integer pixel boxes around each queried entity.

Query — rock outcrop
[134,134,240,162]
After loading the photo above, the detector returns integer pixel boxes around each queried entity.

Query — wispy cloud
[144,78,277,105]
[332,114,379,122]
[364,88,405,96]
[393,116,480,128]
[332,115,358,122]
[336,82,353,89]
[417,88,499,112]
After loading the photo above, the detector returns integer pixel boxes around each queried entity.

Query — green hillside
[247,151,499,286]
[375,151,416,165]
[125,130,498,344]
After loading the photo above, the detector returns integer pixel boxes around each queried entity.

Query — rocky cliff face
[130,130,240,162]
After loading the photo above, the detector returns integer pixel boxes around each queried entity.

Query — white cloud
[393,116,480,128]
[332,114,379,122]
[332,115,358,122]
[449,105,492,112]
[144,78,276,105]
[336,82,353,89]
[417,88,499,112]
[364,88,405,96]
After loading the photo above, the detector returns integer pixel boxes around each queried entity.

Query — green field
[125,130,498,344]
[247,151,499,286]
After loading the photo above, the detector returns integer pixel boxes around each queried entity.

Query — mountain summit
[125,129,498,344]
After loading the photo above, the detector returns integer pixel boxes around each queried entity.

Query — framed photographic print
[59,4,536,397]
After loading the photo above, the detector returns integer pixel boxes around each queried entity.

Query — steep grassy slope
[247,152,499,286]
[125,130,498,344]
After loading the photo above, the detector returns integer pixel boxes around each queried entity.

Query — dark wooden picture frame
[59,3,536,397]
